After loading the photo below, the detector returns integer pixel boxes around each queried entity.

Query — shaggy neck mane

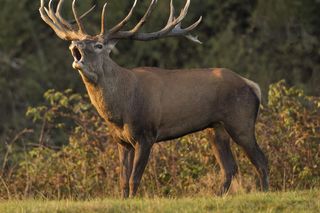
[81,54,137,127]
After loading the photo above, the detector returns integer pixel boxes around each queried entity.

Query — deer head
[39,0,202,79]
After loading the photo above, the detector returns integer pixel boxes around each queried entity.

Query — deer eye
[94,44,103,49]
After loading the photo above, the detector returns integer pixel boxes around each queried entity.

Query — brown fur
[68,40,269,197]
[39,0,269,198]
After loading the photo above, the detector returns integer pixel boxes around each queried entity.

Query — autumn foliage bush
[0,81,319,199]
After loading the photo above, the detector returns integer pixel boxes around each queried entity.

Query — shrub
[257,80,320,190]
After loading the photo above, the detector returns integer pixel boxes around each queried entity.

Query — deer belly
[156,90,218,141]
[157,109,214,141]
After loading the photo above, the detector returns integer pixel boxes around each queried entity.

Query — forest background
[0,0,319,198]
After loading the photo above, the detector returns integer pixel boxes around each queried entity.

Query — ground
[0,190,319,213]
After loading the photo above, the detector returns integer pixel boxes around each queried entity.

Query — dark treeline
[0,0,319,150]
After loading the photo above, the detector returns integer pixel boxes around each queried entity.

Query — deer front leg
[118,142,134,199]
[129,141,153,198]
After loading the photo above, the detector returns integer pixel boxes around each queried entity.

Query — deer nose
[71,41,85,49]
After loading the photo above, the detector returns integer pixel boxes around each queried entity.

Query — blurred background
[0,0,319,198]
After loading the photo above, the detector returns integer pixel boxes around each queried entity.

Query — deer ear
[106,40,119,54]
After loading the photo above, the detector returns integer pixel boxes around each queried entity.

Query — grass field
[0,190,319,213]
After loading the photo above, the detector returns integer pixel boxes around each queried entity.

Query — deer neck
[80,56,136,127]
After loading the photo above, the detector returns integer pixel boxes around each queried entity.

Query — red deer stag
[39,0,269,198]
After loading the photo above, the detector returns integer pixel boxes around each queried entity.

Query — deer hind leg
[208,125,238,195]
[224,122,269,191]
[222,86,268,191]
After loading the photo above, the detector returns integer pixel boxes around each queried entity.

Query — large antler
[40,0,202,43]
[106,0,202,44]
[39,0,95,40]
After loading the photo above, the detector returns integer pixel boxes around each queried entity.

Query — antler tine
[57,0,96,26]
[72,0,86,33]
[39,0,93,41]
[108,0,138,35]
[78,5,96,21]
[163,0,190,29]
[175,0,190,24]
[40,0,59,30]
[55,0,73,29]
[169,16,203,44]
[56,0,65,17]
[129,0,158,34]
[156,0,192,36]
[181,16,202,32]
[46,0,69,31]
[167,0,175,25]
[100,2,108,35]
[39,0,68,39]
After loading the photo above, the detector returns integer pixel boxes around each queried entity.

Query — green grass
[0,190,319,213]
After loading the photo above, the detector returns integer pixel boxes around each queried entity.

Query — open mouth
[72,46,82,61]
